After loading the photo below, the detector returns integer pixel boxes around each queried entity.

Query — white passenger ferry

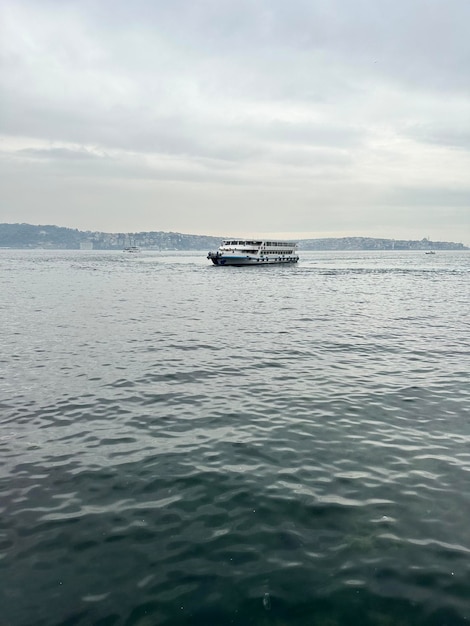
[207,239,299,266]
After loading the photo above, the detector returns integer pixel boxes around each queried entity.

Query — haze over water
[1,249,469,626]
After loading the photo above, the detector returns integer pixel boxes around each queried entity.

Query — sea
[1,248,469,626]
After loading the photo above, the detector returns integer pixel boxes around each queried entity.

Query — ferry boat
[207,239,299,266]
[123,246,141,253]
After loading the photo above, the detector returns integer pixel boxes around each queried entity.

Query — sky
[1,0,469,242]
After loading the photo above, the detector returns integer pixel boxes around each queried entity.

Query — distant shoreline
[0,223,467,251]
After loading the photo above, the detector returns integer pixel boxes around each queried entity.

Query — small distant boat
[123,246,140,253]
[425,250,436,255]
[207,239,299,266]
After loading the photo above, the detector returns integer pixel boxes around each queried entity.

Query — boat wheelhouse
[207,239,299,266]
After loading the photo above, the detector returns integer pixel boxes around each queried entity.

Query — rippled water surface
[1,249,469,626]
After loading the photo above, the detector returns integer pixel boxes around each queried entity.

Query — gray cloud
[18,147,103,160]
[405,125,470,151]
[0,0,469,242]
[385,186,470,208]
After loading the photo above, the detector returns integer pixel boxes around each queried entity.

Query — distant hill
[0,223,467,251]
[0,223,220,250]
[298,237,468,251]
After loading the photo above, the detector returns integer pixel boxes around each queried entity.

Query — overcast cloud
[1,0,469,241]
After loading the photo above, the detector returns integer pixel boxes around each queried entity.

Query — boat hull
[208,253,299,266]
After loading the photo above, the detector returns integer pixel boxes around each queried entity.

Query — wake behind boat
[207,239,299,266]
